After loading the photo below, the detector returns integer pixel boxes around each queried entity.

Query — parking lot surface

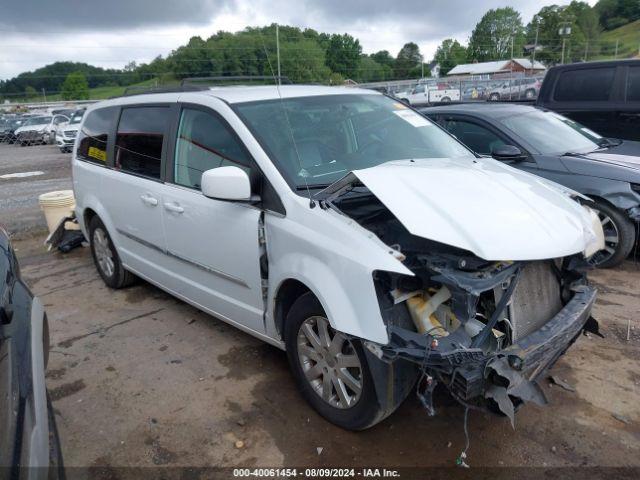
[2,144,640,469]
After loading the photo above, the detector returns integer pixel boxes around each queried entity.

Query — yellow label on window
[88,146,107,162]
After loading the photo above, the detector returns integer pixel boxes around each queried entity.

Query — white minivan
[73,85,604,429]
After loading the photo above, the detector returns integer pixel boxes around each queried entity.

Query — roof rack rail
[180,75,292,86]
[120,84,209,97]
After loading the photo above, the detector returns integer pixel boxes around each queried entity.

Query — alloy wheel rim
[93,228,115,277]
[297,316,363,409]
[588,209,620,266]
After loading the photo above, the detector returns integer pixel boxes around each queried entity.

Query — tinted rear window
[554,67,615,101]
[115,107,171,180]
[77,107,118,164]
[627,66,640,102]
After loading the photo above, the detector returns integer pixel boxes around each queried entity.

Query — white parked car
[15,114,68,146]
[73,86,604,429]
[56,109,85,153]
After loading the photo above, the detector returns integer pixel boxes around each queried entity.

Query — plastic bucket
[39,190,76,234]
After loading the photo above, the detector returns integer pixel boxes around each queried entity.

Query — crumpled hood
[322,158,600,261]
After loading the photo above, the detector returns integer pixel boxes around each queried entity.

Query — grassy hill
[597,19,640,59]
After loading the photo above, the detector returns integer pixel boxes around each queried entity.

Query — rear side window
[174,108,251,190]
[554,68,615,101]
[627,66,640,102]
[443,119,505,155]
[116,107,171,180]
[77,107,117,164]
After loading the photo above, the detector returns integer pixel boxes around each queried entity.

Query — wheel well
[83,208,97,230]
[274,279,312,339]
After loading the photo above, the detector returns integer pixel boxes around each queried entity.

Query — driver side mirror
[201,166,251,201]
[491,145,527,162]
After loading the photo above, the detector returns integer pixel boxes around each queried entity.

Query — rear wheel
[524,88,536,99]
[285,293,385,430]
[89,216,136,288]
[441,96,451,103]
[489,93,500,101]
[586,200,636,268]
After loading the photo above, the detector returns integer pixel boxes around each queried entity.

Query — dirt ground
[2,144,640,470]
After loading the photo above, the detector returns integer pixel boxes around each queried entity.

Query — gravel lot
[1,143,639,471]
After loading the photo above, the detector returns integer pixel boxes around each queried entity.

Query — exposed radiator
[509,261,562,341]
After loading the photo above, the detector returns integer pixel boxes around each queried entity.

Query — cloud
[0,0,234,31]
[0,0,597,80]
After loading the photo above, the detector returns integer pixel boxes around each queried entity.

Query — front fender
[265,210,412,345]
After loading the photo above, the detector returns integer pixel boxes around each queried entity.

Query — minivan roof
[99,85,379,107]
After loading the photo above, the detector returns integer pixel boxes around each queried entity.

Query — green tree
[60,72,89,100]
[433,39,468,75]
[394,42,422,79]
[355,55,392,82]
[527,2,601,64]
[371,50,395,69]
[468,7,526,61]
[325,33,362,77]
[595,0,640,29]
[24,85,38,98]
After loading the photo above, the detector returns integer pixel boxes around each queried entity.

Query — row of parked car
[393,76,544,106]
[0,108,84,152]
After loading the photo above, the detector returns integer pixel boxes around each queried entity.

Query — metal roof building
[447,58,546,76]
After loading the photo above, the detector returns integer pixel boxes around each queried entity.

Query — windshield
[69,112,84,124]
[498,110,599,155]
[234,94,473,188]
[24,116,51,126]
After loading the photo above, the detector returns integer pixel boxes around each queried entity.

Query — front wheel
[285,293,386,430]
[586,200,636,268]
[441,96,451,103]
[489,93,500,101]
[89,216,136,288]
[524,88,536,99]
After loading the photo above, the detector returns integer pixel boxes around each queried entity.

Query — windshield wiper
[295,184,330,190]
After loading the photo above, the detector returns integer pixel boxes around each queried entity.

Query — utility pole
[420,54,424,79]
[558,17,573,65]
[276,24,281,85]
[614,39,619,59]
[511,35,514,59]
[41,88,47,103]
[584,40,589,61]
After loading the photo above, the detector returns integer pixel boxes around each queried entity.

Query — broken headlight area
[371,252,598,425]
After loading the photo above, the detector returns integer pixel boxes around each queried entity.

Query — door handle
[163,202,184,214]
[140,194,158,206]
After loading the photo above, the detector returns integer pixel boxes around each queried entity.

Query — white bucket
[38,190,76,234]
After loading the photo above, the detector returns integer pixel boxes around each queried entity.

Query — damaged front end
[371,254,598,425]
[321,178,601,424]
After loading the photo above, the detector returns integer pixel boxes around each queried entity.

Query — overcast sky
[0,0,598,80]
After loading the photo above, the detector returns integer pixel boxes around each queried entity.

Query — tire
[88,216,136,288]
[524,88,536,99]
[400,98,409,105]
[586,199,636,268]
[284,292,385,430]
[489,93,500,101]
[441,96,451,103]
